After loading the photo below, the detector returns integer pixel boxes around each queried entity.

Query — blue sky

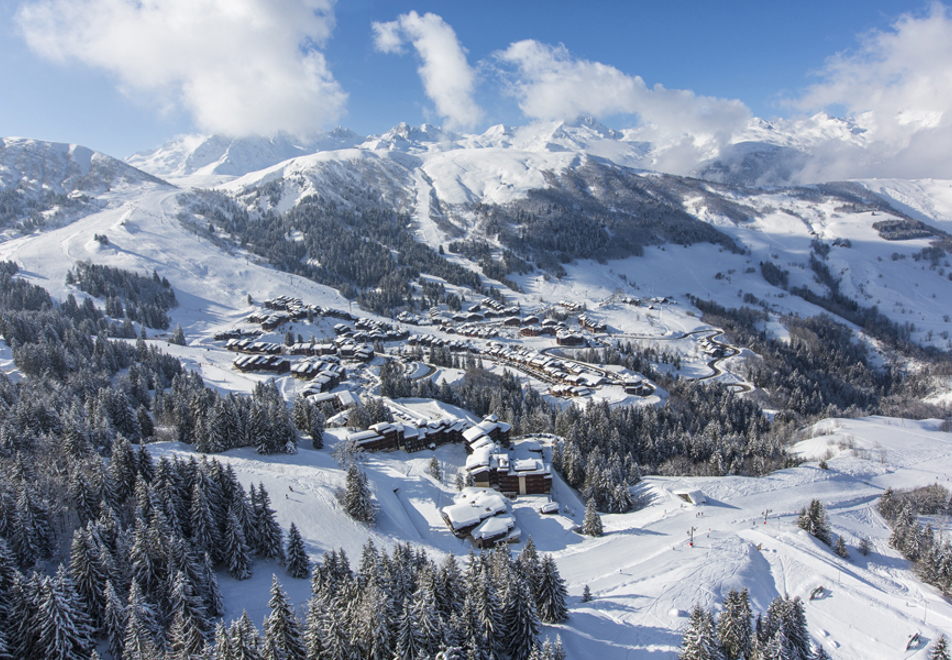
[0,0,944,158]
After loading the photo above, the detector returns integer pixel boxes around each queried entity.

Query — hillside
[1,132,952,660]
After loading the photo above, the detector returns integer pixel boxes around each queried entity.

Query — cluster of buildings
[441,488,519,548]
[347,417,469,453]
[483,343,607,390]
[577,314,607,333]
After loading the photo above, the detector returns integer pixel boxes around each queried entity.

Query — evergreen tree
[679,604,724,660]
[35,567,95,660]
[582,499,603,537]
[581,585,592,603]
[931,635,950,660]
[264,576,306,660]
[354,583,392,660]
[230,611,262,660]
[122,582,159,660]
[170,325,186,346]
[223,504,253,580]
[69,527,108,633]
[191,481,222,563]
[285,524,310,579]
[517,538,542,601]
[394,598,423,660]
[201,551,225,618]
[535,555,568,624]
[833,535,849,558]
[166,569,210,658]
[342,464,376,524]
[428,456,442,481]
[253,484,285,562]
[103,580,127,660]
[503,574,540,660]
[717,588,752,660]
[797,500,831,545]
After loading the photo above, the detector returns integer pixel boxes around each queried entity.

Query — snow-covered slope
[1,137,167,197]
[125,129,364,181]
[142,416,952,660]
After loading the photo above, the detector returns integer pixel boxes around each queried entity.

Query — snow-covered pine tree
[786,597,812,660]
[35,567,95,660]
[223,503,253,580]
[201,551,225,618]
[583,499,603,537]
[411,572,444,656]
[535,554,568,624]
[103,579,127,660]
[285,523,310,579]
[253,484,285,562]
[428,456,442,481]
[321,606,353,660]
[123,581,160,660]
[393,598,423,660]
[833,535,849,558]
[264,576,306,660]
[503,573,540,660]
[581,584,592,602]
[354,582,392,660]
[517,537,542,600]
[342,464,376,524]
[797,499,831,545]
[166,569,210,658]
[212,622,233,660]
[69,527,108,633]
[679,604,724,660]
[435,553,465,620]
[170,324,186,346]
[191,481,222,563]
[930,635,951,660]
[717,588,752,660]
[229,610,262,660]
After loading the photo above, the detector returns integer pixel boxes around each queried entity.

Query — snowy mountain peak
[1,136,166,196]
[125,130,366,180]
[361,122,461,153]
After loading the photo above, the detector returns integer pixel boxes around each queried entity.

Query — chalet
[578,314,607,333]
[233,354,290,374]
[556,331,584,346]
[520,326,543,337]
[261,312,291,331]
[301,390,358,412]
[462,415,512,451]
[503,316,522,327]
[521,315,540,326]
[472,515,518,548]
[623,377,652,396]
[347,417,467,454]
[440,488,510,538]
[263,295,303,311]
[226,339,284,354]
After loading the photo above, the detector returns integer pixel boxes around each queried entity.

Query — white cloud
[16,0,347,137]
[795,3,952,179]
[372,11,482,130]
[494,40,750,173]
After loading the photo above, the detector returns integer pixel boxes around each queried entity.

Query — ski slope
[143,416,952,659]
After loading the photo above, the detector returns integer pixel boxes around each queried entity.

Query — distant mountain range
[124,113,873,187]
